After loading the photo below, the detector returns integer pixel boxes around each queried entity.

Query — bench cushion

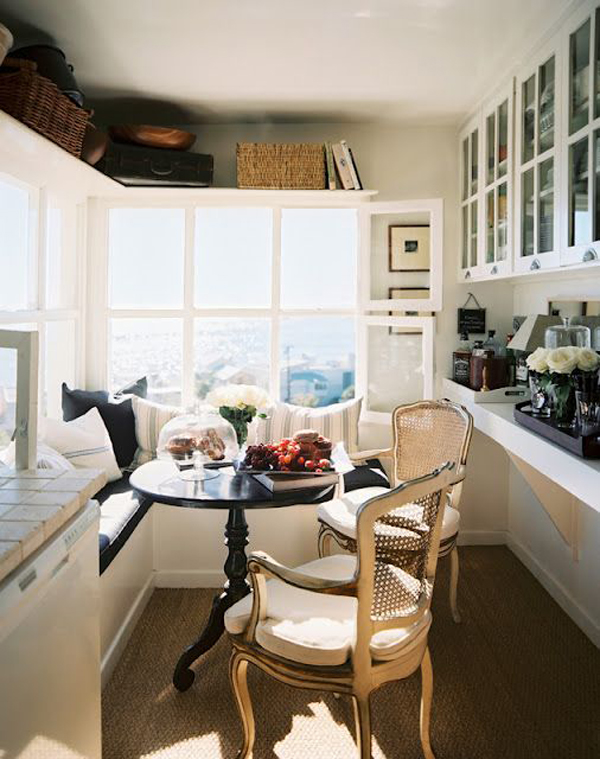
[97,473,153,575]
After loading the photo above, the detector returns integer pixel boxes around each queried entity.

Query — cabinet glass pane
[461,206,468,269]
[462,138,469,201]
[538,56,555,153]
[485,191,494,263]
[497,183,508,261]
[570,19,591,135]
[470,200,478,267]
[498,100,509,178]
[538,158,554,254]
[569,137,591,246]
[522,169,534,257]
[595,9,600,119]
[595,130,600,239]
[366,325,423,413]
[470,130,478,196]
[486,113,495,186]
[522,75,536,164]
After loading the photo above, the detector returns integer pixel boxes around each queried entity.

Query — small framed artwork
[389,288,433,334]
[388,225,430,271]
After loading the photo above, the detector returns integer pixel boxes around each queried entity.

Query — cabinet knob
[582,248,598,262]
[464,270,471,279]
[529,259,541,271]
[490,265,498,275]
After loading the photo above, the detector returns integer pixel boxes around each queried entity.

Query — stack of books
[325,141,363,190]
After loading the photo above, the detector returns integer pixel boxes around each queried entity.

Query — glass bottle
[452,332,472,386]
[544,317,591,348]
[505,334,517,386]
[483,329,505,356]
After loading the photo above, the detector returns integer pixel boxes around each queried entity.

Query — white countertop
[443,379,600,513]
[0,467,107,583]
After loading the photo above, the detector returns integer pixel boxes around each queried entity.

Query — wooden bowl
[108,125,196,151]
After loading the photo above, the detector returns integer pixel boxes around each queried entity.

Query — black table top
[129,460,336,510]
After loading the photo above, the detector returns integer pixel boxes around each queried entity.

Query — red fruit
[284,454,292,464]
[298,456,305,465]
[318,459,330,468]
[305,460,315,470]
[315,468,323,473]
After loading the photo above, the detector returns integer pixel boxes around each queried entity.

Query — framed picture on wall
[388,225,430,271]
[389,287,433,334]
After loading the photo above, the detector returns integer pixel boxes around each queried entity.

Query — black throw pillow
[62,377,147,469]
[343,459,390,493]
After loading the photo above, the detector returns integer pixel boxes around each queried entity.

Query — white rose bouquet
[206,384,271,447]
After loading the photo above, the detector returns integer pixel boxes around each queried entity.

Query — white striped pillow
[131,396,182,466]
[257,397,362,452]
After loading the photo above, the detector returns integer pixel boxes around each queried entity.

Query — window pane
[194,208,272,308]
[538,56,555,153]
[194,318,270,400]
[569,137,591,246]
[280,317,355,407]
[539,159,554,253]
[470,129,478,195]
[110,319,183,405]
[497,100,509,178]
[522,75,535,164]
[0,179,32,311]
[281,209,357,309]
[109,209,185,309]
[470,200,478,267]
[45,321,76,418]
[485,191,495,264]
[522,169,534,257]
[570,18,590,135]
[486,112,495,186]
[367,325,424,413]
[46,204,77,309]
[497,184,508,261]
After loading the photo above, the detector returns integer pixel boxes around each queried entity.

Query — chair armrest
[247,551,357,597]
[349,447,394,464]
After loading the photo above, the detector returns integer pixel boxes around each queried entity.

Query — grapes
[242,441,333,473]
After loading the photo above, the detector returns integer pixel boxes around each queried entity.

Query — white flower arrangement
[206,384,271,447]
[526,346,600,375]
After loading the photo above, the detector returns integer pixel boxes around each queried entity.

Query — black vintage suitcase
[98,142,213,187]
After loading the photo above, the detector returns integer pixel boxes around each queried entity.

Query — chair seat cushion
[318,489,460,543]
[224,554,431,666]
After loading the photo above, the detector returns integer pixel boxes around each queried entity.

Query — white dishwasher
[0,499,102,759]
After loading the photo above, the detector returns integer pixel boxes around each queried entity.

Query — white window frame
[0,174,84,417]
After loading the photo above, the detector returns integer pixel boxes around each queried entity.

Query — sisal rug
[102,547,600,758]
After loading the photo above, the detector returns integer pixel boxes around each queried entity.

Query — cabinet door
[480,84,514,278]
[361,199,443,313]
[561,5,600,266]
[458,115,483,281]
[514,38,562,273]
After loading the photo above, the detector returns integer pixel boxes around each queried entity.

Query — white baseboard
[458,529,508,545]
[101,572,155,688]
[155,569,224,588]
[507,535,600,649]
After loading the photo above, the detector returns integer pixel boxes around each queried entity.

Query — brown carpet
[102,547,600,759]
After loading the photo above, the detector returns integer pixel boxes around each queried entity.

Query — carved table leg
[173,508,250,692]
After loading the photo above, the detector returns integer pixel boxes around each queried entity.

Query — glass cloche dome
[157,409,239,480]
[544,317,591,349]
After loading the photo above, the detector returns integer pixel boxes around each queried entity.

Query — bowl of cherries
[241,429,333,475]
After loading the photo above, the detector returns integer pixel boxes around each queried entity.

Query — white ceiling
[0,0,578,125]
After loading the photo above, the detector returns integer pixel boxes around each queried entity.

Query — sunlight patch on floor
[142,733,222,758]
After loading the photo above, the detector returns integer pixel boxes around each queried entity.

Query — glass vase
[528,373,551,417]
[575,390,600,436]
[548,379,576,428]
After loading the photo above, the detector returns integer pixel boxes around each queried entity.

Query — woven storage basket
[0,57,90,157]
[237,142,326,190]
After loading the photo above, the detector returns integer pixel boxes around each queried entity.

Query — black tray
[513,401,600,459]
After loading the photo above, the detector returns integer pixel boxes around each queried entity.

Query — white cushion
[0,441,75,472]
[257,397,362,453]
[131,396,182,466]
[318,487,460,542]
[39,408,121,482]
[224,554,431,666]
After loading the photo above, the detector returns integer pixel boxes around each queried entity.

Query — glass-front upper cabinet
[458,114,481,280]
[561,5,600,266]
[481,85,513,277]
[515,38,562,272]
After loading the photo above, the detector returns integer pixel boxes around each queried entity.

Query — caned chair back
[391,401,473,489]
[352,464,455,667]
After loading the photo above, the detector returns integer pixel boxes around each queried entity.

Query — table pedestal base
[173,507,250,692]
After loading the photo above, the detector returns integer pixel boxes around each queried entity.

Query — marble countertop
[0,467,107,584]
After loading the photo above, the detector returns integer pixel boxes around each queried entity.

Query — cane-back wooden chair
[317,400,473,623]
[225,463,458,759]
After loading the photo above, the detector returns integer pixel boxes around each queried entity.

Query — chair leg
[229,651,255,759]
[318,523,332,558]
[449,545,461,624]
[351,693,372,759]
[419,647,436,759]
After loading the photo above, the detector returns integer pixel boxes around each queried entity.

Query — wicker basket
[0,57,90,157]
[237,142,326,190]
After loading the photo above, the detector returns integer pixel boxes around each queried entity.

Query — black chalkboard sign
[458,293,486,335]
